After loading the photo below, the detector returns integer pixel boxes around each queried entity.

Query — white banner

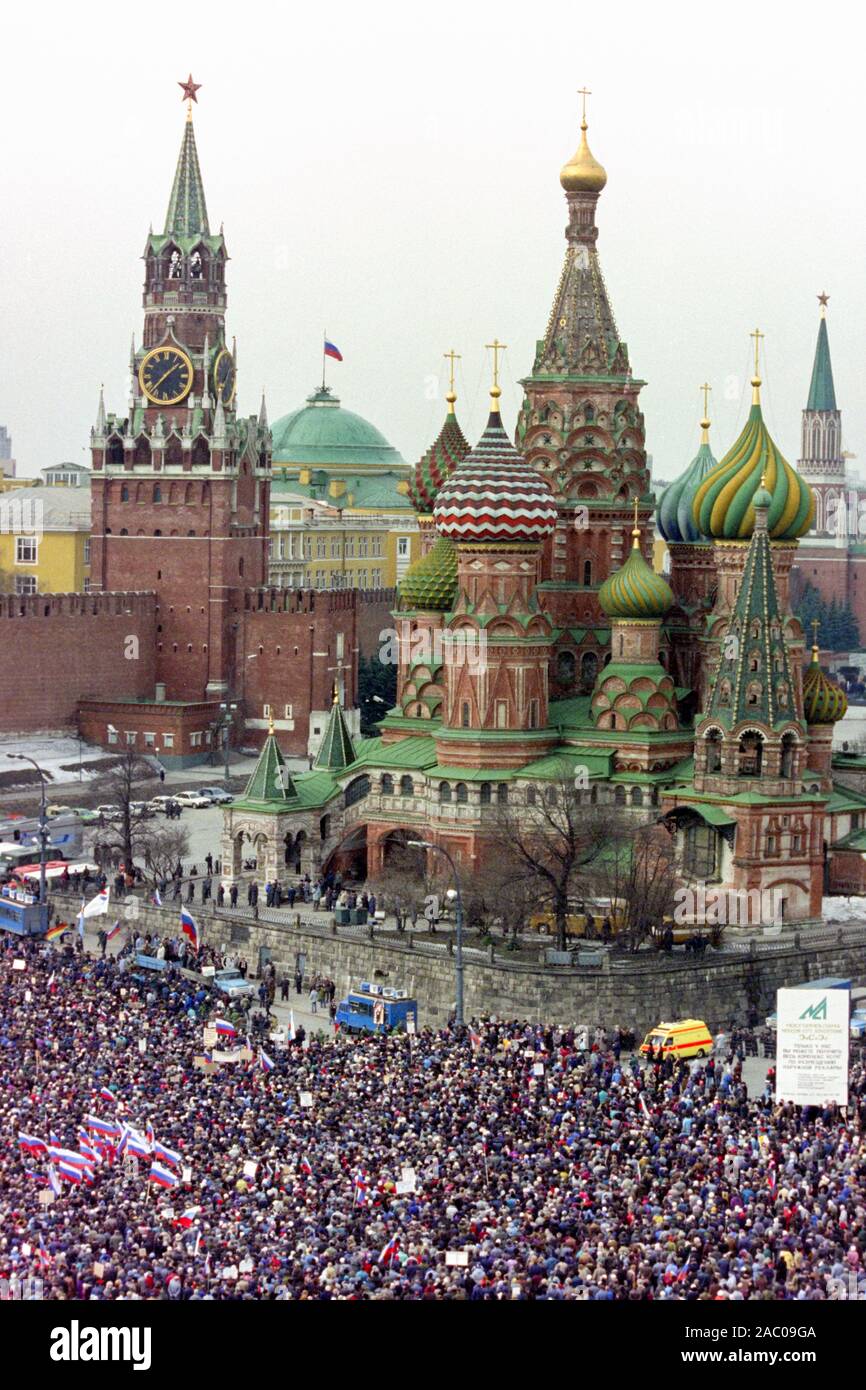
[775,987,849,1107]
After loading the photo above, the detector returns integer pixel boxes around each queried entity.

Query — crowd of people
[1,929,864,1301]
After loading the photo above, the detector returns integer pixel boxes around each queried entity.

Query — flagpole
[322,331,327,391]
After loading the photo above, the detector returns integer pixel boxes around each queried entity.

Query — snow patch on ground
[0,733,105,785]
[822,896,866,923]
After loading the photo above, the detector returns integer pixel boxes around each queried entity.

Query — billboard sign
[775,987,849,1106]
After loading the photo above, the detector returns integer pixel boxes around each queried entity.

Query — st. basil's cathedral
[225,104,866,926]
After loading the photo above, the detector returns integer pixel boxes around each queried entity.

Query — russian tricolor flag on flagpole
[180,906,200,952]
[259,1047,274,1073]
[18,1132,47,1155]
[85,1115,121,1139]
[214,1018,236,1037]
[176,1206,201,1229]
[106,921,121,943]
[98,1086,118,1104]
[379,1235,399,1266]
[324,339,343,362]
[149,1161,179,1189]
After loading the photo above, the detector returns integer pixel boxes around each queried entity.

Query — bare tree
[370,846,450,929]
[491,768,624,952]
[138,824,190,887]
[98,751,157,870]
[588,821,680,952]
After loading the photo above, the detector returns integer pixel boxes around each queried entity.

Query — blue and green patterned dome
[598,528,673,621]
[657,424,717,544]
[693,398,814,541]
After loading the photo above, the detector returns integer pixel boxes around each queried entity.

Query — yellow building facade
[0,486,92,595]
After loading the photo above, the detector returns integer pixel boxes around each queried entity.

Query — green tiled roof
[832,829,866,852]
[242,731,294,802]
[807,316,837,412]
[346,736,438,771]
[519,749,614,779]
[826,784,866,815]
[271,387,407,470]
[313,698,356,772]
[164,115,210,239]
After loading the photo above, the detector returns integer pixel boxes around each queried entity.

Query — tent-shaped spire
[314,689,356,771]
[164,112,210,239]
[807,313,837,412]
[704,481,803,732]
[243,719,295,801]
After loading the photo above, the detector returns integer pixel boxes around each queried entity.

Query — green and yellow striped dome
[802,646,848,724]
[693,401,814,541]
[398,535,458,613]
[598,529,673,621]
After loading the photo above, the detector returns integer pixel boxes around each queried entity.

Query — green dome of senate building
[271,386,407,471]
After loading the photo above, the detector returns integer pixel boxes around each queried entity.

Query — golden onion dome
[802,645,848,725]
[560,118,608,194]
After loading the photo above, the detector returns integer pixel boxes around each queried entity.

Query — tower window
[461,701,470,728]
[583,559,592,586]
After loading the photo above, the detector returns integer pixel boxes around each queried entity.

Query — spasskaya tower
[89,76,271,701]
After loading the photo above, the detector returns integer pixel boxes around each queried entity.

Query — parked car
[129,801,155,819]
[46,804,74,819]
[94,805,123,820]
[174,791,212,809]
[148,795,176,813]
[212,967,256,1000]
[198,787,233,805]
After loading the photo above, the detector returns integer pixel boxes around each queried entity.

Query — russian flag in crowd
[98,1086,118,1104]
[259,1048,275,1073]
[379,1235,399,1266]
[85,1115,121,1140]
[353,1170,369,1206]
[149,1161,179,1189]
[47,1166,62,1198]
[323,338,343,362]
[180,906,199,952]
[214,1018,236,1037]
[48,1145,91,1170]
[299,1156,313,1177]
[176,1206,201,1229]
[18,1132,47,1155]
[58,1160,93,1185]
[152,1141,182,1169]
[106,921,122,943]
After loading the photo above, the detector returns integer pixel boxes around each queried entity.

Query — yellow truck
[640,1019,714,1061]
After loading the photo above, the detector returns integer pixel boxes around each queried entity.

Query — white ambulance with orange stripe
[640,1019,714,1061]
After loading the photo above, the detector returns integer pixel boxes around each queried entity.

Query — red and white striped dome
[433,402,557,545]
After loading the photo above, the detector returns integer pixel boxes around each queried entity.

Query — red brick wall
[0,592,156,733]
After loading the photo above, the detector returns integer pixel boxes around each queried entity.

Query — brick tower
[89,79,271,702]
[516,96,653,701]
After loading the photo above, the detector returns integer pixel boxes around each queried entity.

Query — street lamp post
[219,702,238,787]
[408,839,464,1027]
[7,754,49,934]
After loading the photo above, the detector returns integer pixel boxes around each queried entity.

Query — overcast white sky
[1,0,863,483]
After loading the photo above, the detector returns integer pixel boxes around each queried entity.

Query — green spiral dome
[802,647,848,724]
[692,401,814,541]
[398,535,458,613]
[598,535,673,620]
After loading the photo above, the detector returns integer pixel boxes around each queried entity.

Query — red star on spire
[178,74,202,104]
[817,291,830,308]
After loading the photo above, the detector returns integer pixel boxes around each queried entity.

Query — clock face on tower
[139,346,194,405]
[213,347,236,406]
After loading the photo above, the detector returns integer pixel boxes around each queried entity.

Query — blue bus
[336,983,418,1034]
[0,893,46,938]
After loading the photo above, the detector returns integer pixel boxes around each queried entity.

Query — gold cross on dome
[485,338,507,390]
[443,349,461,396]
[700,382,712,418]
[750,327,765,379]
[812,618,820,642]
[577,87,592,123]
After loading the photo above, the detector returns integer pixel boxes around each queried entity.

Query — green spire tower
[314,688,357,771]
[798,295,845,536]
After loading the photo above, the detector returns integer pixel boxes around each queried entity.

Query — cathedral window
[134,437,151,467]
[683,822,717,878]
[107,437,124,467]
[557,650,576,686]
[381,774,394,795]
[580,651,599,694]
[583,560,592,586]
[456,783,468,804]
[546,787,558,807]
[614,786,626,806]
[497,784,509,806]
[439,782,452,803]
[705,730,722,774]
[528,698,540,729]
[153,484,162,502]
[718,680,732,707]
[766,834,777,856]
[746,681,762,706]
[738,732,763,777]
[777,682,789,708]
[461,701,471,728]
[632,787,643,807]
[121,486,129,502]
[192,437,210,468]
[780,732,796,778]
[750,620,761,640]
[167,249,183,279]
[526,787,536,805]
[496,700,508,728]
[748,650,760,672]
[189,250,204,280]
[344,775,370,808]
[480,784,492,805]
[400,775,414,797]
